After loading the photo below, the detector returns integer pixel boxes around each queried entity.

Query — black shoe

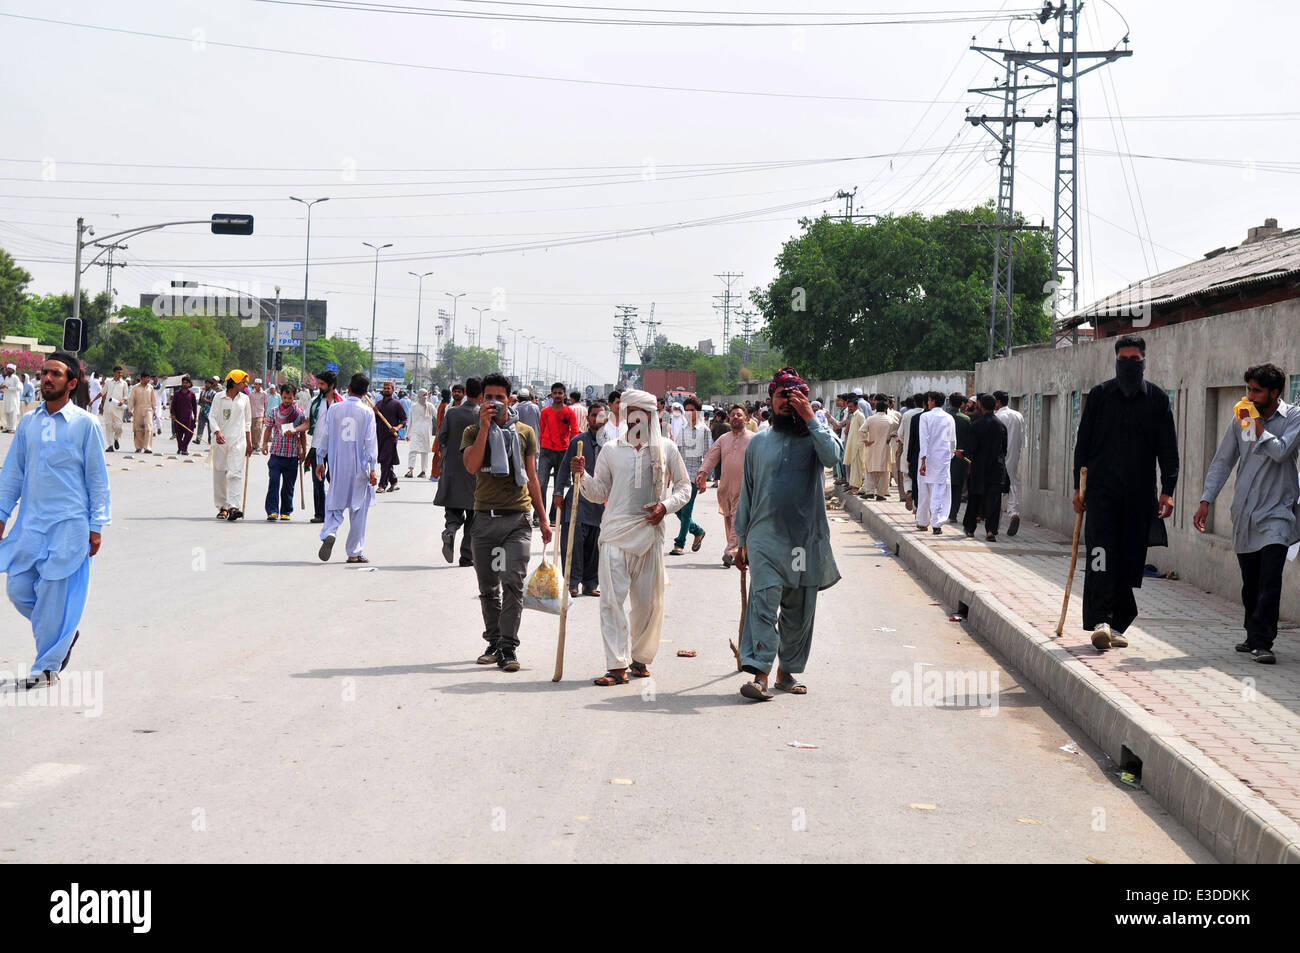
[318,534,336,561]
[1008,515,1020,537]
[105,447,115,453]
[458,557,474,568]
[1235,642,1253,653]
[310,516,325,524]
[932,527,942,535]
[114,441,120,450]
[477,645,502,665]
[1250,648,1277,664]
[498,648,520,672]
[441,531,455,564]
[226,508,243,522]
[23,670,57,690]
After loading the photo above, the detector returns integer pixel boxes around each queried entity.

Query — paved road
[0,432,1211,862]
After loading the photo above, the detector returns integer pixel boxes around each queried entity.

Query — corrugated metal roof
[1066,227,1300,327]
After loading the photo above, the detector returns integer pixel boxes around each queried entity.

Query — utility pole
[363,240,393,380]
[714,272,742,379]
[409,270,432,390]
[973,0,1131,342]
[829,187,876,225]
[640,302,659,364]
[965,57,1053,359]
[613,304,639,374]
[736,308,758,367]
[92,242,128,316]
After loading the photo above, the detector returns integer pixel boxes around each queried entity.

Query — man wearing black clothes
[946,392,971,522]
[962,393,1009,541]
[373,380,407,492]
[435,377,482,566]
[557,400,607,597]
[1073,334,1180,652]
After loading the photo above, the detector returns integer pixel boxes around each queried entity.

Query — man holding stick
[306,370,342,524]
[1073,334,1179,652]
[261,383,309,521]
[573,389,691,686]
[1194,363,1300,664]
[373,380,406,492]
[696,403,753,568]
[735,367,843,701]
[556,400,607,598]
[170,375,197,455]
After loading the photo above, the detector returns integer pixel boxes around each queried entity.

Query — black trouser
[312,462,327,519]
[962,490,1002,537]
[380,461,398,489]
[1081,489,1144,634]
[561,520,601,591]
[1237,544,1287,651]
[949,458,966,521]
[443,507,476,564]
[536,447,566,514]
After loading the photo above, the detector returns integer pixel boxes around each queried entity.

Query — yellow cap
[226,369,249,385]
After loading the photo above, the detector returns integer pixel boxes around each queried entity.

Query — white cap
[254,378,263,384]
[852,387,863,395]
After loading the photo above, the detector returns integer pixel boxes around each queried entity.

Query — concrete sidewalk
[834,488,1300,864]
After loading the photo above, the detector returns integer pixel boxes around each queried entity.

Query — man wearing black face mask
[1073,334,1180,652]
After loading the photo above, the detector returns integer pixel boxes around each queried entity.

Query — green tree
[0,248,32,336]
[752,205,1052,379]
[87,311,171,374]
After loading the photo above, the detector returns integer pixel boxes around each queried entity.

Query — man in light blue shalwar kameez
[314,373,379,563]
[0,353,111,687]
[735,367,842,701]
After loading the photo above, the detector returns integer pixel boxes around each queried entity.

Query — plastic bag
[523,558,562,615]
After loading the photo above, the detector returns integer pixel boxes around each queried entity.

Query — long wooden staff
[363,394,400,435]
[552,470,583,683]
[731,562,747,671]
[1055,467,1087,636]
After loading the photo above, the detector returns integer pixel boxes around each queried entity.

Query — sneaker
[477,645,502,665]
[1235,642,1253,653]
[498,648,520,672]
[1091,623,1112,651]
[441,531,455,564]
[1250,648,1277,664]
[1008,515,1020,537]
[267,513,279,521]
[1109,631,1128,648]
[458,558,475,568]
[318,534,336,561]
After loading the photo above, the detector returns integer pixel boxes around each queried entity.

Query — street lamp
[522,334,535,387]
[471,306,490,352]
[290,196,329,383]
[509,326,521,387]
[409,270,433,389]
[490,317,507,373]
[444,291,466,376]
[363,240,393,379]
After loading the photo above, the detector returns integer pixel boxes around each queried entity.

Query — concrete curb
[837,489,1300,864]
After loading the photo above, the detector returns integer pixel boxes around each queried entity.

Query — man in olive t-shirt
[459,373,552,672]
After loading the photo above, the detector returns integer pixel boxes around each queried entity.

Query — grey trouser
[740,584,819,676]
[470,510,532,650]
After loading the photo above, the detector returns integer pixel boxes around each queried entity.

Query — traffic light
[211,213,254,235]
[62,316,86,352]
[274,351,283,370]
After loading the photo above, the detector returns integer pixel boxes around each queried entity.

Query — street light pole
[409,270,433,389]
[509,326,520,387]
[471,306,490,354]
[363,240,394,380]
[290,196,329,385]
[444,292,466,378]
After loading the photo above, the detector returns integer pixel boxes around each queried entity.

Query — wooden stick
[552,471,583,683]
[1055,467,1087,637]
[730,564,747,671]
[363,394,400,435]
[241,447,250,514]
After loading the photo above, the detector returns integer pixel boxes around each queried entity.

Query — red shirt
[539,402,578,452]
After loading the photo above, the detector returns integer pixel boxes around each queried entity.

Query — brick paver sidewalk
[855,496,1300,828]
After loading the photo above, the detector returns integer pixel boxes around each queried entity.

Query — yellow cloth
[1233,397,1261,430]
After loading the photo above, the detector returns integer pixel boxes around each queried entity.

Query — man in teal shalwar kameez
[734,367,842,701]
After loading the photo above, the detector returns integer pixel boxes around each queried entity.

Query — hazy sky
[3,1,1297,386]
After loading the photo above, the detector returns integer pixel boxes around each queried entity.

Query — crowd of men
[1,339,1296,695]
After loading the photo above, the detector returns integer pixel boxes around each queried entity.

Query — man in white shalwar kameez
[209,370,253,520]
[405,389,434,478]
[1,363,22,432]
[993,390,1025,536]
[314,373,379,563]
[576,389,692,685]
[917,391,957,534]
